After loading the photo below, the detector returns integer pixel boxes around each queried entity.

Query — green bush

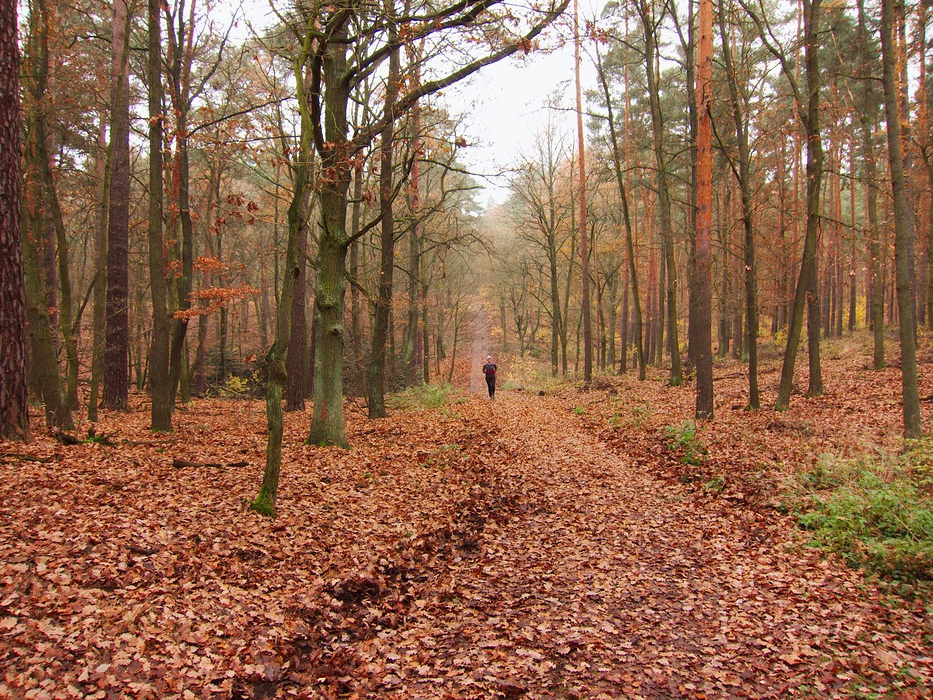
[663,420,708,466]
[388,383,457,411]
[790,446,933,587]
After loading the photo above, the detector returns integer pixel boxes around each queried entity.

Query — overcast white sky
[444,0,606,208]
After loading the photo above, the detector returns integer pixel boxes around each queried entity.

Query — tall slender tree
[880,0,922,439]
[574,0,592,383]
[148,0,172,431]
[694,0,713,418]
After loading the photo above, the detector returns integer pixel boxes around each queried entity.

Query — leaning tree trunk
[880,0,921,439]
[250,31,315,516]
[776,0,823,410]
[0,0,29,440]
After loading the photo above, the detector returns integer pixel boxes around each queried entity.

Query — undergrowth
[789,441,933,597]
[389,383,459,411]
[663,420,708,466]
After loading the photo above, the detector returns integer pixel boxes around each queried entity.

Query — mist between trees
[0,0,926,462]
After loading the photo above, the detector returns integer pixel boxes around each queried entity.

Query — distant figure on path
[482,355,497,399]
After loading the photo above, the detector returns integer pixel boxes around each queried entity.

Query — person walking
[482,355,497,399]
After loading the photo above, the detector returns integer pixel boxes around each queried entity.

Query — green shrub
[790,446,933,587]
[388,383,457,411]
[663,420,708,466]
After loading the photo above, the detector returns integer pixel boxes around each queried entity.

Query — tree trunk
[776,0,823,410]
[102,0,132,411]
[574,0,592,383]
[0,0,29,440]
[640,0,682,385]
[23,230,72,429]
[695,0,714,418]
[880,0,921,439]
[719,1,758,408]
[856,0,885,368]
[285,215,308,412]
[368,3,400,419]
[148,0,171,431]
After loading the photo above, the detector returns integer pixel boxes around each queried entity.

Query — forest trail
[1,379,931,697]
[362,390,932,698]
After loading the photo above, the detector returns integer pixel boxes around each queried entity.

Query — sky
[443,0,606,208]
[234,0,606,208]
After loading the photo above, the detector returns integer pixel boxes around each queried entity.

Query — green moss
[248,487,275,518]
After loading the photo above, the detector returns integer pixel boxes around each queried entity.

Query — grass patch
[663,420,708,466]
[388,383,458,411]
[789,442,933,593]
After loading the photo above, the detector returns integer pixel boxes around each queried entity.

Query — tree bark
[880,0,922,439]
[368,2,401,419]
[148,0,172,431]
[640,0,681,385]
[718,1,758,409]
[0,0,29,440]
[695,0,713,418]
[101,0,132,411]
[775,0,823,410]
[574,0,592,383]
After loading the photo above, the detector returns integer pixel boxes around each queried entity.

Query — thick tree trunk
[0,0,29,440]
[23,232,72,429]
[101,0,131,411]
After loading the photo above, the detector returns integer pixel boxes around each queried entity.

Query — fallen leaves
[0,344,931,698]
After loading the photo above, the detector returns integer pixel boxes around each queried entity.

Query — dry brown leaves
[1,341,931,699]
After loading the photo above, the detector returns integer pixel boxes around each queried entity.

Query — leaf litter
[1,348,932,698]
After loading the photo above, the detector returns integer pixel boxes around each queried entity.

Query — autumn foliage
[2,330,932,697]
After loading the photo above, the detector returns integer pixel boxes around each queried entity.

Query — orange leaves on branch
[173,284,261,320]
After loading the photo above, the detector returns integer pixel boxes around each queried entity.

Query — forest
[1,0,933,695]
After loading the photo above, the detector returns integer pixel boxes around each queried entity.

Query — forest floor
[2,331,933,699]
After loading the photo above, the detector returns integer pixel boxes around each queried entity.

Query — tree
[694,0,713,418]
[739,0,824,410]
[0,0,29,440]
[102,0,132,411]
[855,0,885,369]
[718,0,758,409]
[593,41,646,379]
[148,0,172,431]
[637,0,682,386]
[368,0,402,419]
[305,0,569,448]
[574,0,592,384]
[879,0,921,439]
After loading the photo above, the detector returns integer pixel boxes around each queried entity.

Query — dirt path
[359,391,931,698]
[1,381,930,698]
